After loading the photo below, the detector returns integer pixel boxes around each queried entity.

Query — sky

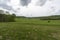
[0,0,60,17]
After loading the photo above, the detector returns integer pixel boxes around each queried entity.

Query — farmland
[0,18,60,40]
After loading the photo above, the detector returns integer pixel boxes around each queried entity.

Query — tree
[8,14,16,22]
[0,10,16,22]
[0,10,4,14]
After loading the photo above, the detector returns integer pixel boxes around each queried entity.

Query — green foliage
[0,10,16,22]
[29,15,60,20]
[39,15,60,20]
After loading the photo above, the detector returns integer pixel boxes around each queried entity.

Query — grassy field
[0,18,60,40]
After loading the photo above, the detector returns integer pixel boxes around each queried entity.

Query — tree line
[39,16,60,20]
[0,10,16,22]
[29,15,60,20]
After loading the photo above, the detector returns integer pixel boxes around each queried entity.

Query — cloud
[36,0,47,6]
[20,0,31,6]
[0,0,60,17]
[0,0,19,13]
[0,4,12,10]
[0,0,12,10]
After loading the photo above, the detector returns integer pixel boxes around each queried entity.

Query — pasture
[0,18,60,40]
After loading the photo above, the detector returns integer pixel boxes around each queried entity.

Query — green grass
[0,18,60,40]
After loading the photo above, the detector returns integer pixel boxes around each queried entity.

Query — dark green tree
[0,10,16,22]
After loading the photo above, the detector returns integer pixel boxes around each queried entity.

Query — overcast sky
[0,0,60,17]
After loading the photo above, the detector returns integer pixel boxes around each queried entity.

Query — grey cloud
[0,0,17,12]
[20,0,31,6]
[37,0,47,6]
[0,0,10,4]
[0,0,12,10]
[49,0,53,1]
[0,4,12,10]
[0,4,17,13]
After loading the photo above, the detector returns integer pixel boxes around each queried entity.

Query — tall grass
[0,18,60,40]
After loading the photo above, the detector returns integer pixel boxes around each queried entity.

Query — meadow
[0,18,60,40]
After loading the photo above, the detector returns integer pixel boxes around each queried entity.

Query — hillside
[30,15,60,20]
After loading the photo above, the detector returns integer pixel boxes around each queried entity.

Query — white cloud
[7,0,20,10]
[0,0,60,17]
